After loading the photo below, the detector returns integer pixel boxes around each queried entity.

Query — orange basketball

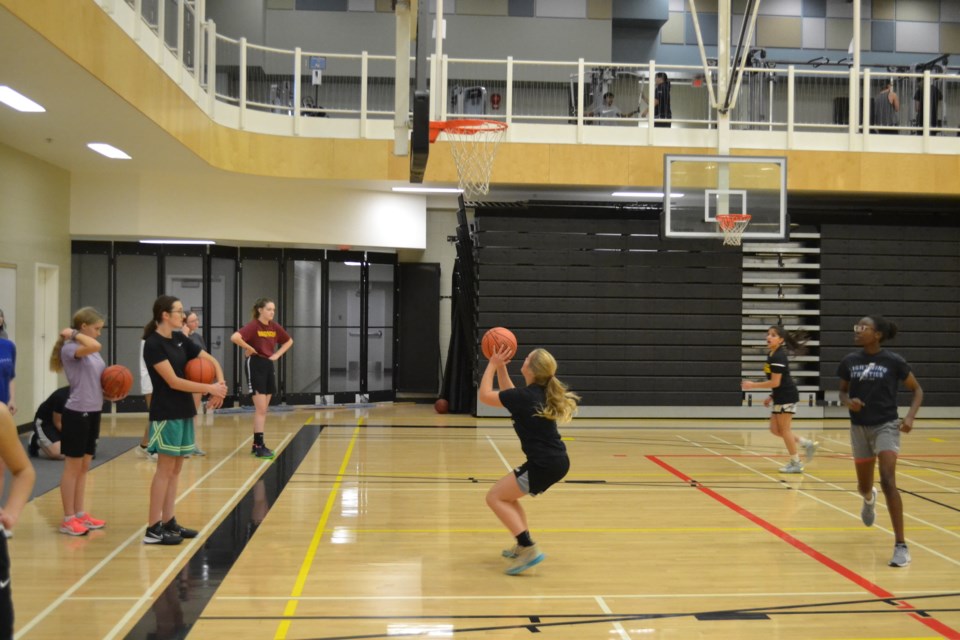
[184,357,216,384]
[101,364,133,399]
[481,327,517,359]
[434,398,449,414]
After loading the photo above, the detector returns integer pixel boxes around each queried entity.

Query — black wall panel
[820,224,960,406]
[475,209,743,407]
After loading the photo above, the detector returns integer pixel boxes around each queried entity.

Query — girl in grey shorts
[838,315,923,568]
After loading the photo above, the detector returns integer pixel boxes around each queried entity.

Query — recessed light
[87,143,132,159]
[140,239,216,245]
[392,187,463,194]
[0,86,45,112]
[611,191,684,198]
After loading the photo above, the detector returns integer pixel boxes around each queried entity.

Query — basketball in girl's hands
[101,364,133,399]
[481,327,517,359]
[185,357,216,384]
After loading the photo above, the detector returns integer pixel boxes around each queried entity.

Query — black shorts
[246,356,276,396]
[513,457,570,496]
[0,534,10,639]
[34,419,62,446]
[60,408,101,458]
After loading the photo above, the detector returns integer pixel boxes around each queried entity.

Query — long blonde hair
[50,307,105,372]
[527,348,580,424]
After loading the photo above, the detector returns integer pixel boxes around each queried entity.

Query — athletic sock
[791,455,801,463]
[253,433,265,447]
[516,531,534,547]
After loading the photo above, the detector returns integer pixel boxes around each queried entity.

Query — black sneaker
[163,517,198,539]
[28,435,39,458]
[143,522,183,545]
[251,443,275,459]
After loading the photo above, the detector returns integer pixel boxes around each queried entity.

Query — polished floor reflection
[10,406,960,639]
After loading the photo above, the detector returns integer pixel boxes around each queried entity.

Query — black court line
[899,487,960,513]
[199,592,960,639]
[122,423,324,640]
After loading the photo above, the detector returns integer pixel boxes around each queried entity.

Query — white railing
[102,0,960,152]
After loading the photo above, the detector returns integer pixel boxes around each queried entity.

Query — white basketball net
[439,120,507,200]
[716,214,751,246]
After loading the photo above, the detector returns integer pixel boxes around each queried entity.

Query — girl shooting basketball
[838,315,923,567]
[479,344,579,575]
[741,325,818,473]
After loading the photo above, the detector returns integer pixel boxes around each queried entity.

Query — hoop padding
[430,119,508,199]
[716,213,751,246]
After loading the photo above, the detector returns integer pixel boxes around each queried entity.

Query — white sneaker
[778,459,803,474]
[135,446,157,462]
[803,440,820,463]
[889,543,910,567]
[861,487,877,527]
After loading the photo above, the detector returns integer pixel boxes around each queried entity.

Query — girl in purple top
[50,307,125,536]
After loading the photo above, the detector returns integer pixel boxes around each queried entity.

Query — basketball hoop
[716,213,751,246]
[429,119,508,199]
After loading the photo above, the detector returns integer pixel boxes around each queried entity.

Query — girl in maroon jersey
[231,298,293,459]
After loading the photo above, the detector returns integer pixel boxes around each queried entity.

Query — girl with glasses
[838,315,923,567]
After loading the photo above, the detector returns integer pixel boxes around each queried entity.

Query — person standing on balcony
[873,79,899,134]
[913,77,942,135]
[641,72,672,128]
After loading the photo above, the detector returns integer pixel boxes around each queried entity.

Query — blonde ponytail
[526,348,580,425]
[50,306,106,373]
[539,376,581,424]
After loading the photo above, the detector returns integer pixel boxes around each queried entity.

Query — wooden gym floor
[10,404,960,639]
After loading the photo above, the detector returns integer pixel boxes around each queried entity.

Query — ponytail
[526,348,581,425]
[143,295,180,340]
[51,307,105,372]
[770,325,809,354]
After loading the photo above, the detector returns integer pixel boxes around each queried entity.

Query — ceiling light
[343,261,362,266]
[0,86,45,112]
[392,186,463,194]
[611,191,684,198]
[140,239,216,245]
[87,143,132,159]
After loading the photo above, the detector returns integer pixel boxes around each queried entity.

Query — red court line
[647,455,960,640]
[653,453,960,459]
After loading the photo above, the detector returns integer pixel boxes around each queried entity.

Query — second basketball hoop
[429,119,507,200]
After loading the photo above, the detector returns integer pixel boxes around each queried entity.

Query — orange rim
[429,119,508,143]
[716,213,751,230]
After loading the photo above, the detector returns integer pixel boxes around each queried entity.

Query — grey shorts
[850,419,901,461]
[772,403,797,414]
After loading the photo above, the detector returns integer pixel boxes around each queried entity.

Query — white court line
[595,596,631,640]
[101,433,294,640]
[698,434,960,567]
[213,589,950,601]
[13,434,270,640]
[486,435,514,470]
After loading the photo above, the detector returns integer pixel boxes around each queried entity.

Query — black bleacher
[475,208,743,406]
[819,224,960,406]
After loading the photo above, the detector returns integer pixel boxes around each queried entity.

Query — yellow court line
[274,421,361,640]
[321,525,946,534]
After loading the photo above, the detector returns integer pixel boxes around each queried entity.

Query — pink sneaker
[59,516,90,536]
[78,513,106,530]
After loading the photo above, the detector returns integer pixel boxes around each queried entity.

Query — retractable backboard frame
[663,155,788,242]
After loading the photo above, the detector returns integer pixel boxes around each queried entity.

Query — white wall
[69,171,427,250]
[0,142,72,419]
